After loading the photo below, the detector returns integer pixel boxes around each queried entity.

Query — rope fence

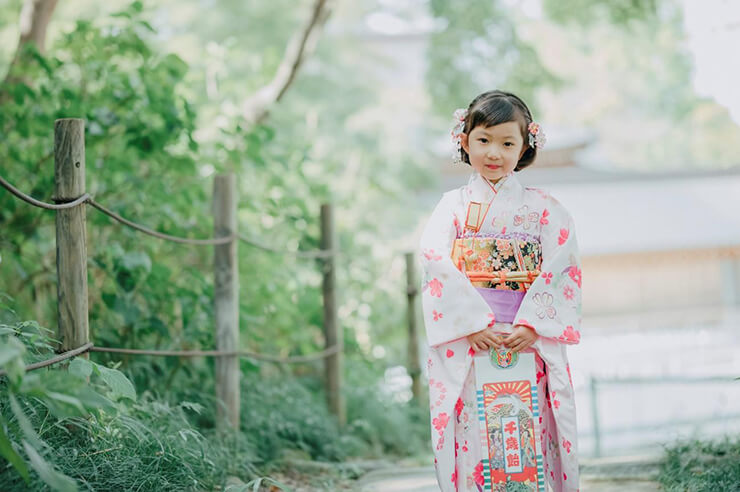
[0,174,336,256]
[237,233,337,259]
[0,175,91,210]
[89,343,342,363]
[0,342,342,378]
[87,198,234,246]
[0,342,93,377]
[1,118,420,428]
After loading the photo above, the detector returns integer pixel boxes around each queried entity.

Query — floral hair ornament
[451,108,468,165]
[528,121,547,149]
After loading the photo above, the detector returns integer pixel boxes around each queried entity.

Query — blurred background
[1,0,739,490]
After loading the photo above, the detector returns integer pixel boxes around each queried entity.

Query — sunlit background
[2,0,740,488]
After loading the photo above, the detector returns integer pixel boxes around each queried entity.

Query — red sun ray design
[483,381,532,408]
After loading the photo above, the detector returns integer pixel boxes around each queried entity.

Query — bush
[240,373,366,463]
[344,361,429,458]
[0,309,259,491]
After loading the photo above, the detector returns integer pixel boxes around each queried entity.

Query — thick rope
[89,344,341,363]
[237,233,336,259]
[0,342,340,377]
[0,175,90,210]
[0,342,94,377]
[87,198,234,246]
[1,177,346,255]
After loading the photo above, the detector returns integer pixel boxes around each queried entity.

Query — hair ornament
[451,108,468,165]
[528,121,546,149]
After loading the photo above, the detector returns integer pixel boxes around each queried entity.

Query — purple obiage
[474,287,526,324]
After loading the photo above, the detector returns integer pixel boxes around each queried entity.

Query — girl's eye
[478,138,488,143]
[504,142,514,147]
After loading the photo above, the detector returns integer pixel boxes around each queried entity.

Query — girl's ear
[460,133,469,154]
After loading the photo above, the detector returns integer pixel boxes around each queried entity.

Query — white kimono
[419,170,582,492]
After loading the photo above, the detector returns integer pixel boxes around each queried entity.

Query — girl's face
[461,121,527,183]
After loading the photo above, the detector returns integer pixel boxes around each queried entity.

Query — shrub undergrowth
[0,305,429,491]
[658,437,740,492]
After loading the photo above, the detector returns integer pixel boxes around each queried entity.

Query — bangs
[468,98,527,136]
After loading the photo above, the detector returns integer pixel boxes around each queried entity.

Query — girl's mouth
[485,164,501,169]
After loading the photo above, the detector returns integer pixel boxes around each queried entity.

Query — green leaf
[68,358,93,379]
[43,392,87,417]
[97,365,137,401]
[180,401,204,414]
[0,337,25,366]
[0,415,30,483]
[73,386,116,413]
[120,251,151,273]
[22,440,78,492]
[9,395,46,451]
[137,20,156,33]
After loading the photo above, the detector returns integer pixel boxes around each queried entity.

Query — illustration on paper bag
[475,351,545,491]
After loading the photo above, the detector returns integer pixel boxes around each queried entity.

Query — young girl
[419,90,582,492]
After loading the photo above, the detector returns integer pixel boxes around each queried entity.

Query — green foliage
[240,373,366,463]
[236,368,428,465]
[1,2,432,485]
[344,359,428,457]
[0,296,429,490]
[537,0,740,169]
[426,0,562,117]
[0,3,222,398]
[0,316,135,490]
[543,0,659,27]
[658,437,740,491]
[0,306,257,490]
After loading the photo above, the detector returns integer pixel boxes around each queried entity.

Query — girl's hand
[466,328,504,353]
[503,324,538,353]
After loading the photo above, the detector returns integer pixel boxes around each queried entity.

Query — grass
[0,368,430,491]
[658,437,740,492]
[0,309,430,490]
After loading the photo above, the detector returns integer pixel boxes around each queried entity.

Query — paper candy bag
[474,349,545,492]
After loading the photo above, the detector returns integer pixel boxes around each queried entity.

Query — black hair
[457,90,537,171]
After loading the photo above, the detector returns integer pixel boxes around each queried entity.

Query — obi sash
[450,235,542,289]
[450,234,541,322]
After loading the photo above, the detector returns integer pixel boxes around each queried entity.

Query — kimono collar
[465,170,521,203]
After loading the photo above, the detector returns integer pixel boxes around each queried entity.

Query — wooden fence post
[320,203,345,426]
[590,376,601,457]
[405,252,422,403]
[53,118,89,353]
[213,173,240,430]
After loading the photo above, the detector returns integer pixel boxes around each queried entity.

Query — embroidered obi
[450,234,543,291]
[450,233,542,323]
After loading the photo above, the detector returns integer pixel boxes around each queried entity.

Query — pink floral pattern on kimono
[419,171,582,492]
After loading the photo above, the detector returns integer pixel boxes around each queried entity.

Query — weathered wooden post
[213,173,240,429]
[405,252,422,403]
[53,118,89,353]
[320,203,345,426]
[590,376,601,457]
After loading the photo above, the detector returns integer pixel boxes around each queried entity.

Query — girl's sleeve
[419,192,496,348]
[513,197,582,344]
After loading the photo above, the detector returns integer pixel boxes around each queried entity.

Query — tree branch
[241,0,333,125]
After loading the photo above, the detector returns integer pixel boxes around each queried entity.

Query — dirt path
[356,454,663,491]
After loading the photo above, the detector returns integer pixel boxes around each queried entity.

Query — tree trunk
[3,0,59,86]
[17,0,59,55]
